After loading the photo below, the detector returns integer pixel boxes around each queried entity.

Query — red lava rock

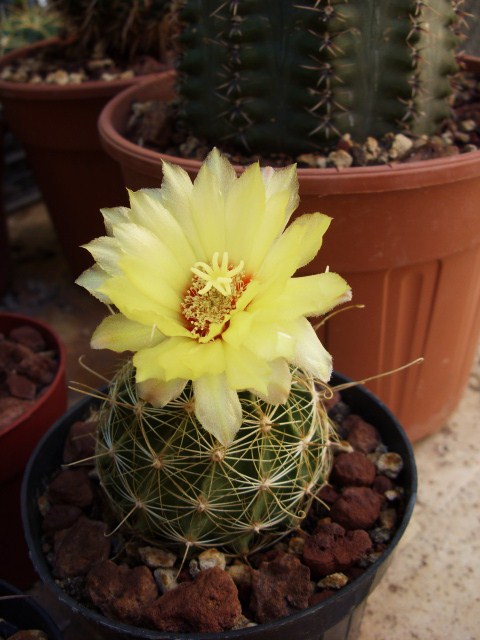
[53,516,111,578]
[6,372,36,400]
[144,567,242,633]
[330,486,384,530]
[0,396,34,430]
[317,484,340,506]
[372,474,395,495]
[250,552,312,624]
[47,469,95,508]
[0,340,31,370]
[9,325,46,352]
[63,420,97,465]
[86,560,158,626]
[18,352,57,385]
[42,503,83,535]
[331,451,376,487]
[303,522,372,578]
[345,415,381,453]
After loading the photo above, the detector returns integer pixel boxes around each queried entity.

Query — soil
[0,40,167,85]
[0,324,59,433]
[124,67,480,169]
[34,389,409,634]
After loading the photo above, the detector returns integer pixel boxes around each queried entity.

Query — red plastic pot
[0,312,67,589]
[0,39,167,277]
[97,60,480,442]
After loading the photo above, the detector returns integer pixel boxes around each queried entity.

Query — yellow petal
[133,337,225,383]
[254,358,292,405]
[257,213,331,285]
[75,265,111,303]
[100,206,130,235]
[99,277,189,338]
[81,236,122,276]
[261,163,299,223]
[91,314,164,352]
[290,318,333,382]
[190,161,227,259]
[224,343,271,393]
[137,377,186,407]
[275,272,352,319]
[193,374,242,446]
[204,147,237,197]
[224,162,266,266]
[127,189,197,265]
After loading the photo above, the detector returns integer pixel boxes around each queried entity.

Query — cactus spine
[96,362,333,555]
[177,0,462,155]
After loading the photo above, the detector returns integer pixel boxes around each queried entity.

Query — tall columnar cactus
[48,0,175,63]
[178,0,463,155]
[96,362,333,555]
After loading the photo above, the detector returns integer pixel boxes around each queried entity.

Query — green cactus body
[0,2,60,56]
[96,362,333,555]
[48,0,174,63]
[178,0,460,154]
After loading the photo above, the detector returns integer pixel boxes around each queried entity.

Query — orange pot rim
[0,312,67,439]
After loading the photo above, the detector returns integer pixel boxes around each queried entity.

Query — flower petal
[290,318,333,382]
[100,206,130,235]
[255,358,292,405]
[275,272,352,319]
[193,374,242,446]
[133,337,225,383]
[75,265,111,303]
[91,314,165,352]
[224,343,271,393]
[137,377,187,407]
[257,213,331,285]
[81,236,122,276]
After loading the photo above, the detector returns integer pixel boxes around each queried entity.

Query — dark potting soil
[124,67,480,170]
[35,389,408,633]
[0,325,59,433]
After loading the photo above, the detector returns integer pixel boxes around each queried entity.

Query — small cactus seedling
[96,362,333,555]
[0,1,60,56]
[177,0,464,155]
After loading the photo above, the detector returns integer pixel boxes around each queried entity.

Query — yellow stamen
[191,252,245,296]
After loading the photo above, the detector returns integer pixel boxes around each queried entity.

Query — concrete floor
[2,202,479,640]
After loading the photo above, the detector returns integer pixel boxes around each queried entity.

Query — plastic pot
[0,312,67,589]
[0,38,167,277]
[21,373,416,640]
[97,59,480,442]
[0,580,63,639]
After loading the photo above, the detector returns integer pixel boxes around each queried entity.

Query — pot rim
[0,312,66,439]
[21,373,417,639]
[97,56,480,194]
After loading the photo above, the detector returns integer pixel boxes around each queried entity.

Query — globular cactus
[177,0,464,155]
[95,361,333,556]
[0,1,60,56]
[48,0,176,63]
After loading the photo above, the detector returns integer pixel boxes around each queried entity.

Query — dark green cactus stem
[95,362,333,556]
[178,0,461,155]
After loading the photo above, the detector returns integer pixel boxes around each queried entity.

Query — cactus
[0,1,60,56]
[95,361,333,556]
[177,0,463,155]
[48,0,176,63]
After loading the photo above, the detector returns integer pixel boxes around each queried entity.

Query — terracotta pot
[0,312,67,589]
[0,39,167,277]
[22,373,416,640]
[98,60,480,443]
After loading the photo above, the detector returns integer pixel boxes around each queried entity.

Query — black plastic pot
[21,374,417,640]
[0,580,63,639]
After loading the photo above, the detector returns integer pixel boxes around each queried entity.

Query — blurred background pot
[0,579,63,640]
[98,58,480,443]
[0,312,67,589]
[21,373,416,640]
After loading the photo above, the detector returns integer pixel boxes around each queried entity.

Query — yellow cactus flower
[77,149,351,445]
